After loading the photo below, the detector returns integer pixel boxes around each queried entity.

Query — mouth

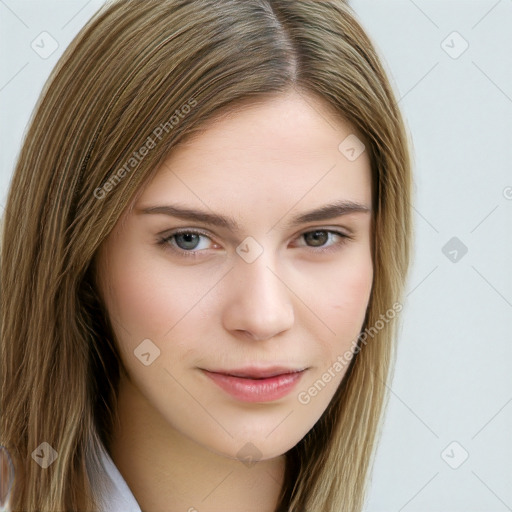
[208,366,307,379]
[201,366,308,403]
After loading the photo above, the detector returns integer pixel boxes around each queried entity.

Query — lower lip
[202,369,306,402]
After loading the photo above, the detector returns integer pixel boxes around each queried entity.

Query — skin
[95,90,373,512]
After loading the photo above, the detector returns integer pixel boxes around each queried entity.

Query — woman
[0,1,413,510]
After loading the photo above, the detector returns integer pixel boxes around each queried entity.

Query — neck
[109,373,286,512]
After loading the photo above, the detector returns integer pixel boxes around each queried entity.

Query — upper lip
[203,366,308,379]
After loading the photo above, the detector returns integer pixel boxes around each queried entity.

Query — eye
[157,228,351,259]
[294,229,350,253]
[157,229,215,258]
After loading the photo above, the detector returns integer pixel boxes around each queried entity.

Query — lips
[201,366,308,402]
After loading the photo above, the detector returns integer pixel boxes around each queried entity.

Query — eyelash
[156,228,352,259]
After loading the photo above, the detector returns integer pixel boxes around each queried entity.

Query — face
[95,90,373,462]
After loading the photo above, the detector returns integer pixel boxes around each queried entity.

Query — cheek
[311,250,373,342]
[100,244,222,376]
[103,246,201,339]
[295,253,372,414]
[330,263,373,320]
[104,260,167,339]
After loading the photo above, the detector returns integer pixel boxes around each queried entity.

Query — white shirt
[91,444,142,512]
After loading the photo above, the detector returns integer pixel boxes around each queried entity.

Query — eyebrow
[137,199,371,232]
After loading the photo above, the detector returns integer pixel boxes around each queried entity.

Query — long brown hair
[1,1,412,510]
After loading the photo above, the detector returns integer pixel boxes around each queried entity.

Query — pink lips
[202,366,307,403]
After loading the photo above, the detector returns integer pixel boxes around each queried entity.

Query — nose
[221,251,295,341]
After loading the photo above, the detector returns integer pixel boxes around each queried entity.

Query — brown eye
[294,229,351,253]
[303,230,329,247]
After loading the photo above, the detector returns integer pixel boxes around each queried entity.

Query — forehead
[168,91,365,163]
[134,91,372,221]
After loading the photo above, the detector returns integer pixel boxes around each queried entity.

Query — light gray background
[1,1,511,511]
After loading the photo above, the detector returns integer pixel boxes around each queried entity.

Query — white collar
[92,444,143,512]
